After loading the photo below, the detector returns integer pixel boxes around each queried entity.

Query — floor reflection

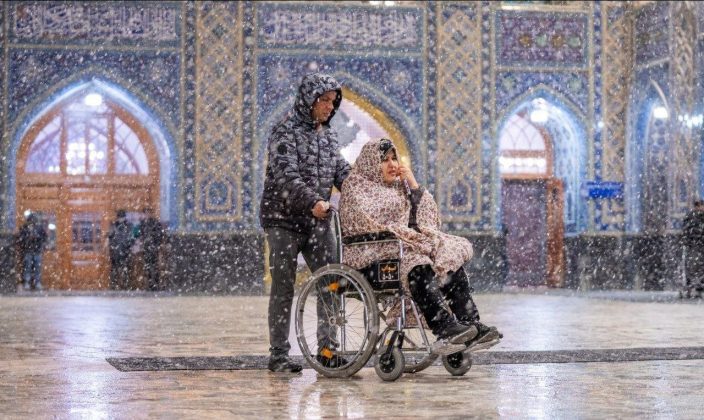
[1,294,703,417]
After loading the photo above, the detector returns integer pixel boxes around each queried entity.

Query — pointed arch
[628,80,671,233]
[7,73,178,228]
[496,86,588,233]
[331,72,423,171]
[254,76,421,218]
[256,73,422,172]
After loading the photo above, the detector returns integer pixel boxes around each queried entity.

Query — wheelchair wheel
[374,347,405,381]
[442,349,473,376]
[295,264,379,378]
[400,328,438,373]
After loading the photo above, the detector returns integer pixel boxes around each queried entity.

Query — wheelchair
[294,211,473,381]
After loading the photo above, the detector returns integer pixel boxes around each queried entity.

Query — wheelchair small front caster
[375,347,405,381]
[442,349,473,376]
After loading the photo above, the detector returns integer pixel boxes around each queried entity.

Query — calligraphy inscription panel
[257,3,423,51]
[11,2,180,46]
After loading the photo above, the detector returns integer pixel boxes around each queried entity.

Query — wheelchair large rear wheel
[295,264,379,378]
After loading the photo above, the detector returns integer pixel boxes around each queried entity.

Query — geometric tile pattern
[255,3,422,52]
[496,71,589,116]
[0,5,5,228]
[194,2,243,221]
[496,10,588,68]
[436,3,483,223]
[250,2,426,228]
[593,1,625,234]
[10,2,180,47]
[0,1,183,231]
[3,0,697,237]
[634,2,670,64]
[669,2,697,228]
[600,2,631,184]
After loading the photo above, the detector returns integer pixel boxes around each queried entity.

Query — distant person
[682,200,704,297]
[17,213,47,291]
[108,209,135,290]
[136,207,165,291]
[499,224,510,285]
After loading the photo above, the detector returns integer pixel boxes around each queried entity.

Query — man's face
[311,91,337,123]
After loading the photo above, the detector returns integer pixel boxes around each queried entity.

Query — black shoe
[436,321,478,344]
[268,355,303,373]
[465,322,501,349]
[460,320,503,339]
[316,348,348,368]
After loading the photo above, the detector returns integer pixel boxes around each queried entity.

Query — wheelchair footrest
[430,339,467,356]
[468,338,501,353]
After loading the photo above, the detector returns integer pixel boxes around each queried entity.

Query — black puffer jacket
[259,73,351,234]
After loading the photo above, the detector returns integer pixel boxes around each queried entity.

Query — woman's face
[380,150,399,184]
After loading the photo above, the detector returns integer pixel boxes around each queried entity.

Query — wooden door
[502,179,548,287]
[67,207,108,289]
[546,178,565,287]
[501,177,565,288]
[16,93,160,290]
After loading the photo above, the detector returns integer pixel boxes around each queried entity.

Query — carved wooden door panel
[502,179,548,287]
[546,178,565,287]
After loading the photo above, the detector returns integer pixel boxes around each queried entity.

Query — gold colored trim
[634,58,669,71]
[194,2,244,222]
[178,1,187,227]
[496,65,589,73]
[341,87,412,168]
[499,2,589,13]
[491,4,499,228]
[3,2,9,229]
[260,47,423,58]
[631,1,658,9]
[435,2,483,223]
[8,43,180,52]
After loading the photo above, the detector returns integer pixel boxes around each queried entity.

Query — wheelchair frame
[294,211,473,381]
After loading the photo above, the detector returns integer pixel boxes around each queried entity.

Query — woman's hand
[397,165,419,189]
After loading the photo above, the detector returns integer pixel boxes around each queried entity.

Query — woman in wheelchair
[339,138,502,354]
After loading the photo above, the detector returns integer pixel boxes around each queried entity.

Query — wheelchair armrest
[342,231,397,245]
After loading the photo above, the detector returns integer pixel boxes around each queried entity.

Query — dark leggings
[408,264,480,326]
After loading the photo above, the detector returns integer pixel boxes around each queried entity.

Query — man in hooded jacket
[260,73,351,372]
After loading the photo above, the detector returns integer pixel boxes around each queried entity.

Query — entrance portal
[499,103,566,288]
[16,90,160,289]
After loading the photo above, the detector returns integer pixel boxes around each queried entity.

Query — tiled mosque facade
[0,1,700,292]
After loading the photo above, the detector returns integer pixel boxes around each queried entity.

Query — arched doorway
[262,88,411,290]
[498,97,576,288]
[641,100,670,233]
[16,88,161,289]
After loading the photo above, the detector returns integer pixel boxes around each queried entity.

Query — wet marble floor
[1,292,703,418]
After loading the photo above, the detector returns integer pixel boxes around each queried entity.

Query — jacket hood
[293,73,342,127]
[353,138,398,185]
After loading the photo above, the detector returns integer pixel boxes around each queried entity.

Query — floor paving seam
[106,346,704,371]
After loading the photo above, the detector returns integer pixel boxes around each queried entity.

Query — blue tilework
[496,10,589,68]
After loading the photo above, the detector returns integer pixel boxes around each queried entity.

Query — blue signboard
[582,181,624,199]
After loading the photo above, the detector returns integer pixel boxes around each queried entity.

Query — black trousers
[265,222,339,357]
[143,247,160,290]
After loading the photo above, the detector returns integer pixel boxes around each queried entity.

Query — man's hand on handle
[312,200,330,219]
